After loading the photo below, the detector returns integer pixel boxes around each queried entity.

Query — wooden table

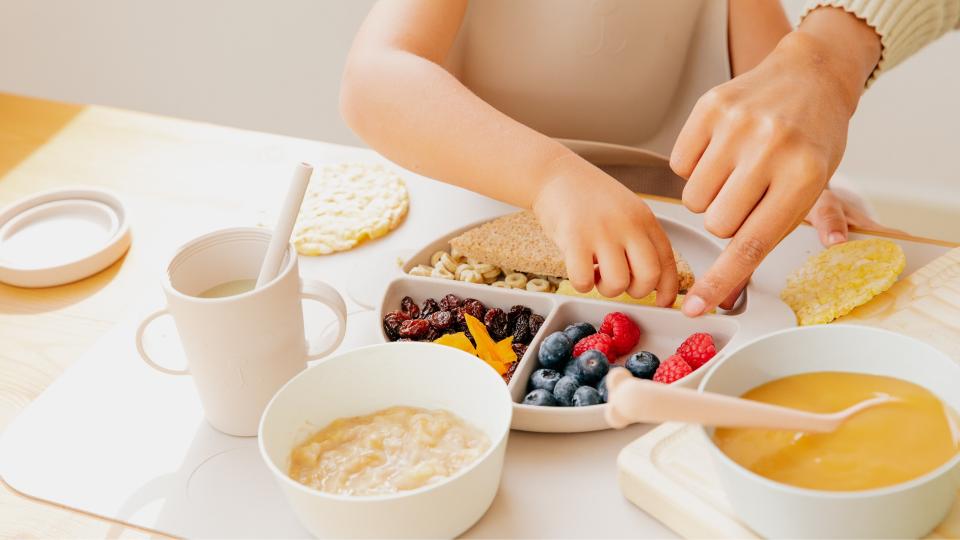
[1,92,956,539]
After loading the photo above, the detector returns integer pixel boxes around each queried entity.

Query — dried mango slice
[781,238,906,326]
[494,335,518,365]
[433,332,477,356]
[433,325,518,375]
[464,313,507,374]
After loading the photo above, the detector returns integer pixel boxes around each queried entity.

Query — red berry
[676,333,717,371]
[572,333,615,361]
[653,354,693,384]
[598,312,641,356]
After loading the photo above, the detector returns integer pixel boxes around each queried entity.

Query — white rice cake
[294,162,409,255]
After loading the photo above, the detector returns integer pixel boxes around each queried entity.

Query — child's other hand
[806,188,906,247]
[532,155,679,306]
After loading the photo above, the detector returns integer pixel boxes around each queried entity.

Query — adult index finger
[681,190,798,317]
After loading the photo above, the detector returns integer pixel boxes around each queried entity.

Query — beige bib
[447,0,730,165]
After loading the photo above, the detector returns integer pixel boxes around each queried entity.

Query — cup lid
[0,187,131,288]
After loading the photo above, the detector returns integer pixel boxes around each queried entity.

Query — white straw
[255,162,313,288]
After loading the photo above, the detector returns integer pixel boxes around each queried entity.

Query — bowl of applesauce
[259,342,513,539]
[699,325,960,539]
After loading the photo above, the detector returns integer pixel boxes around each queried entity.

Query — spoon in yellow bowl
[604,368,899,432]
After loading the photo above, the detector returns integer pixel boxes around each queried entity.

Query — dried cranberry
[400,296,420,319]
[439,293,462,311]
[382,310,409,340]
[420,298,439,318]
[502,361,519,384]
[452,306,467,330]
[462,298,486,320]
[423,327,440,342]
[398,318,430,339]
[483,308,509,340]
[527,314,545,338]
[427,310,453,330]
[511,342,528,359]
[507,305,532,328]
[512,312,532,344]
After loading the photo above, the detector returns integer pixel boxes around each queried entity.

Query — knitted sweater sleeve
[802,0,960,85]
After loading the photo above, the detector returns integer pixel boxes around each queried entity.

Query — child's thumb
[806,190,848,247]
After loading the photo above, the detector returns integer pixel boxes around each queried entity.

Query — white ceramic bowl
[259,342,513,538]
[699,325,960,539]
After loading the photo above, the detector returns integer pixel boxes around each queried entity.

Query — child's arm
[341,0,678,304]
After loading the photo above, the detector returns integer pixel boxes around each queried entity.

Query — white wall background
[0,0,957,239]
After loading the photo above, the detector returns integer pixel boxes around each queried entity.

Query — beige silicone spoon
[604,368,899,432]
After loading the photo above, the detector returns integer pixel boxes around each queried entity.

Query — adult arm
[671,0,956,316]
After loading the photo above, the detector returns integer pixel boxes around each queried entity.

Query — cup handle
[300,279,347,360]
[135,308,190,375]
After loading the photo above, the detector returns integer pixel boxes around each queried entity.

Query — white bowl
[259,342,513,538]
[699,325,960,539]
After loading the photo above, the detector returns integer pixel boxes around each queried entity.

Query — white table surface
[0,158,949,539]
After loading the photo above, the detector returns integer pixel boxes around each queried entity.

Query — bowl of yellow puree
[699,325,960,539]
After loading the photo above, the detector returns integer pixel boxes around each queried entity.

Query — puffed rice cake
[780,238,906,326]
[294,162,409,255]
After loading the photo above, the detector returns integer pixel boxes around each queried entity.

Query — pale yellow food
[781,239,906,326]
[288,406,489,496]
[555,280,717,311]
[293,163,409,255]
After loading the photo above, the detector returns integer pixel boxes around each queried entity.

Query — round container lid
[0,188,131,288]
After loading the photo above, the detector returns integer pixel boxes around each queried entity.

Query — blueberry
[537,332,573,370]
[563,358,583,384]
[529,369,562,393]
[626,351,660,380]
[562,322,596,344]
[575,350,609,386]
[573,386,602,407]
[597,376,609,403]
[553,376,580,406]
[523,388,558,406]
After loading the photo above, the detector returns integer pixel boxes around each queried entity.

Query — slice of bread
[449,211,695,292]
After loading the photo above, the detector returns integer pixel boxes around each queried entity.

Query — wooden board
[617,247,960,539]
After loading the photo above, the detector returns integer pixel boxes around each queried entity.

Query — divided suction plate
[380,214,797,433]
[0,188,131,287]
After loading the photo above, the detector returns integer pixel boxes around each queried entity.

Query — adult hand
[669,7,881,316]
[533,154,679,306]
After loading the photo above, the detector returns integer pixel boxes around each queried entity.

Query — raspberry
[653,354,693,384]
[598,312,641,356]
[676,333,716,371]
[572,333,615,360]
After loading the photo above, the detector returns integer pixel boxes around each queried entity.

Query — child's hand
[806,188,906,247]
[532,156,679,306]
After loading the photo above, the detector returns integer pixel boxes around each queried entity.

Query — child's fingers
[805,189,848,247]
[595,243,631,298]
[647,225,679,307]
[564,241,595,293]
[681,140,733,213]
[624,236,660,299]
